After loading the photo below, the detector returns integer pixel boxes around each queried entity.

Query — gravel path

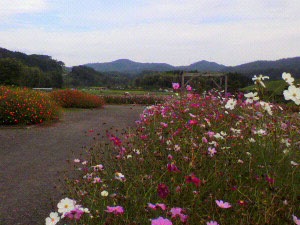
[0,105,144,225]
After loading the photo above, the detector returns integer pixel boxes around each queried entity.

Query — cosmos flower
[172,83,180,90]
[105,206,124,214]
[101,190,109,197]
[207,221,219,225]
[57,198,76,215]
[216,200,232,208]
[170,207,188,222]
[45,212,60,225]
[282,72,295,85]
[151,217,173,225]
[283,85,300,105]
[292,215,300,225]
[186,85,192,91]
[244,92,259,104]
[157,183,169,198]
[225,98,237,110]
[208,147,217,157]
[147,203,166,210]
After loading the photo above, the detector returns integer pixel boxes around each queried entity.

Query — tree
[0,58,24,85]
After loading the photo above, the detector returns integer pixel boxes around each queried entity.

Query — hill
[84,57,300,79]
[0,47,64,88]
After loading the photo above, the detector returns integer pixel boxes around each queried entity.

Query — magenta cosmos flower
[65,208,84,220]
[216,200,232,208]
[207,221,219,225]
[186,85,192,91]
[151,217,173,225]
[157,183,169,198]
[172,83,180,90]
[105,206,124,214]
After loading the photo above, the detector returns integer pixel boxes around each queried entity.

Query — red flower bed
[50,89,105,109]
[0,86,60,125]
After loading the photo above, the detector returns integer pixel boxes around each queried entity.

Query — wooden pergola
[181,71,228,96]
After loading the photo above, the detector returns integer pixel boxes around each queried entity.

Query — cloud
[0,0,299,66]
[0,0,47,18]
[0,17,299,66]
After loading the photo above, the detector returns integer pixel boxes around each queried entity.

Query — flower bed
[47,75,300,225]
[103,94,166,105]
[0,86,60,125]
[50,89,105,108]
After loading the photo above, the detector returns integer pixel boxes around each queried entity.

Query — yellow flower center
[293,93,296,97]
[51,218,55,222]
[64,204,68,208]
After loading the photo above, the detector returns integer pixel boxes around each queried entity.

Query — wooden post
[224,74,228,97]
[181,72,185,96]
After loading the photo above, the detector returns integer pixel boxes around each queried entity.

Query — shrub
[103,94,166,105]
[0,86,60,125]
[50,89,105,108]
[48,90,300,224]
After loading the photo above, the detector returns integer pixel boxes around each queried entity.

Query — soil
[0,105,144,225]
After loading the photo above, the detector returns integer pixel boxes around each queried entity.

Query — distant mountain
[179,60,226,72]
[84,57,300,79]
[224,57,300,79]
[85,59,175,73]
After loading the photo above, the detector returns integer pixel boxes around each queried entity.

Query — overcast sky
[0,0,299,66]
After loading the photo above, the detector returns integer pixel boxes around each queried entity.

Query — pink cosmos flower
[148,203,166,210]
[88,129,94,133]
[160,122,168,127]
[170,207,188,222]
[188,120,197,125]
[186,85,192,91]
[207,221,219,225]
[187,93,193,98]
[105,206,124,214]
[74,159,80,163]
[92,177,101,184]
[293,215,300,225]
[208,147,217,157]
[216,200,232,208]
[202,137,208,143]
[172,83,180,90]
[152,217,173,225]
[92,164,103,171]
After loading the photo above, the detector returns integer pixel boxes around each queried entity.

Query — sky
[0,0,299,67]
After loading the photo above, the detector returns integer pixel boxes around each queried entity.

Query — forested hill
[223,57,300,79]
[0,48,64,72]
[0,47,64,88]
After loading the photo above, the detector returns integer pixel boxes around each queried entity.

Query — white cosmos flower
[282,72,294,85]
[252,75,269,88]
[101,190,109,197]
[283,85,300,105]
[248,138,256,143]
[291,161,299,166]
[245,92,259,104]
[45,212,60,225]
[214,133,224,139]
[260,101,273,115]
[225,98,237,110]
[57,198,76,215]
[115,172,125,181]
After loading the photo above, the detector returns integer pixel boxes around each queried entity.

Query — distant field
[84,88,174,96]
